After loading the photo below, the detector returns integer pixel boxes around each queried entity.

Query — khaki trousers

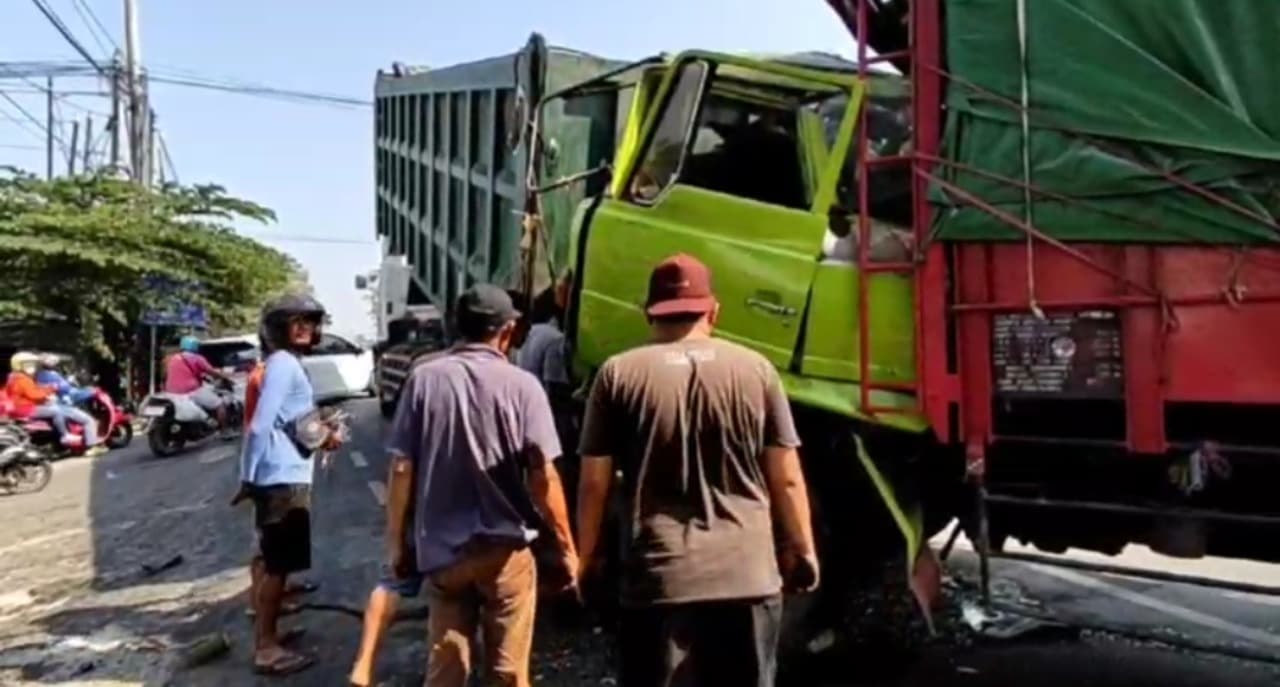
[425,543,537,687]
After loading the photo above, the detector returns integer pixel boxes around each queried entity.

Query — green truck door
[576,56,860,371]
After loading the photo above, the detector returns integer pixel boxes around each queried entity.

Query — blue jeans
[30,404,100,446]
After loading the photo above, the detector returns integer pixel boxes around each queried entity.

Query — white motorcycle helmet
[9,351,38,374]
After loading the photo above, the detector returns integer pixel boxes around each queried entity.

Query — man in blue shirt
[383,284,578,687]
[35,354,95,405]
[237,293,342,677]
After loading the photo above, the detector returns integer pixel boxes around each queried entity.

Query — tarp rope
[1015,0,1044,320]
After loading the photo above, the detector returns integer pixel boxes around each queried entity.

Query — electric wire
[28,0,106,76]
[70,0,119,53]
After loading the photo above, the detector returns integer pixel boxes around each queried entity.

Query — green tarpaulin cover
[935,0,1280,243]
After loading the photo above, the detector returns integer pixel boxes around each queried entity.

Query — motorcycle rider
[5,351,105,456]
[35,354,95,405]
[164,335,235,438]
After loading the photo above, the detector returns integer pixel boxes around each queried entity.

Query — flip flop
[286,581,319,595]
[253,650,314,676]
[245,602,302,619]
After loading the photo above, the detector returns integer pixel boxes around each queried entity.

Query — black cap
[455,283,520,337]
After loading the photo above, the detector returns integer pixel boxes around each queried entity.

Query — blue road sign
[141,304,208,328]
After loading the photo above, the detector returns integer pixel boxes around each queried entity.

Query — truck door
[574,55,862,371]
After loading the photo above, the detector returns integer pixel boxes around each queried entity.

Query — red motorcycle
[0,388,133,457]
[79,387,134,450]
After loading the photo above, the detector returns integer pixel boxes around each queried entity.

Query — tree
[0,169,307,361]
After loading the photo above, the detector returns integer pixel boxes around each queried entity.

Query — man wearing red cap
[576,254,819,687]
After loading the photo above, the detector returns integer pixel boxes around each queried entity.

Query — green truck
[376,0,1280,668]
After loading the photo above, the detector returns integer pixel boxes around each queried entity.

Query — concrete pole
[45,77,54,180]
[68,120,80,175]
[109,55,121,171]
[124,0,143,183]
[147,108,157,186]
[83,116,93,172]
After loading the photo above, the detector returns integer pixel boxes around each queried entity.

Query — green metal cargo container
[374,35,627,311]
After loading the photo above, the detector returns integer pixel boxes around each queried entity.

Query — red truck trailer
[825,0,1280,599]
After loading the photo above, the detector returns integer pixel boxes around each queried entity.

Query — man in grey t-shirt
[382,284,578,687]
[577,255,819,687]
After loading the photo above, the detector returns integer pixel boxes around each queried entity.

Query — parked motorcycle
[0,430,53,495]
[139,380,243,458]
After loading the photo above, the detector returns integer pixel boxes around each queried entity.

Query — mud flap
[852,434,942,633]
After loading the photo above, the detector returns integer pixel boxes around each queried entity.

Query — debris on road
[179,632,232,669]
[140,553,185,577]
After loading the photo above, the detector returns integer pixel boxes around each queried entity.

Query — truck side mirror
[355,275,369,290]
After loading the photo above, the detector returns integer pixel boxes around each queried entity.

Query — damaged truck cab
[564,52,920,427]
[544,51,938,658]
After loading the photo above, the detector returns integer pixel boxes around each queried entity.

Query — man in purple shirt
[380,284,578,687]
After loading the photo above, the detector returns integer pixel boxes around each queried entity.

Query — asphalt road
[0,397,1276,686]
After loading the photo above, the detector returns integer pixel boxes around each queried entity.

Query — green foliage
[0,169,306,358]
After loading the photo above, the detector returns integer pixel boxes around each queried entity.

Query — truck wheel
[778,417,936,684]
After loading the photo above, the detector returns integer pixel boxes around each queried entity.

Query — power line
[70,0,118,53]
[241,233,375,245]
[0,90,72,164]
[147,73,371,108]
[28,0,106,76]
[156,129,177,182]
[0,103,45,142]
[2,61,371,110]
[17,76,109,117]
[0,90,63,147]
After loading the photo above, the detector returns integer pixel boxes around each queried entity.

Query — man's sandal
[253,650,314,676]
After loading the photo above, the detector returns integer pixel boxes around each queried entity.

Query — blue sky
[1,0,855,339]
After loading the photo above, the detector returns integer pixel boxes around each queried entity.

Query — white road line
[1031,563,1280,648]
[1222,591,1280,607]
[349,451,368,469]
[199,447,236,464]
[367,480,387,506]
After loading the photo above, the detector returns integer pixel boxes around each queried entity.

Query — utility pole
[109,55,121,172]
[68,120,80,175]
[45,76,54,180]
[124,0,145,184]
[146,108,156,186]
[83,116,93,172]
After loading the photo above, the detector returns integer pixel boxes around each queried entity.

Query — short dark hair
[529,286,559,325]
[455,311,502,341]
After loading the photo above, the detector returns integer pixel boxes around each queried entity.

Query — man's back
[580,337,799,606]
[389,344,561,575]
[164,352,211,394]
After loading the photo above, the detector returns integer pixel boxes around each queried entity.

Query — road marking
[1222,591,1280,607]
[199,447,237,464]
[1031,563,1280,648]
[349,451,368,469]
[367,480,387,506]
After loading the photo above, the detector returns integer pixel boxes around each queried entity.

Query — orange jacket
[244,362,266,429]
[5,372,53,417]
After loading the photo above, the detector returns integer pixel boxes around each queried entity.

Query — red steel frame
[843,0,1280,464]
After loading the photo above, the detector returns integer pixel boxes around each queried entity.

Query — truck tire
[777,417,936,684]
